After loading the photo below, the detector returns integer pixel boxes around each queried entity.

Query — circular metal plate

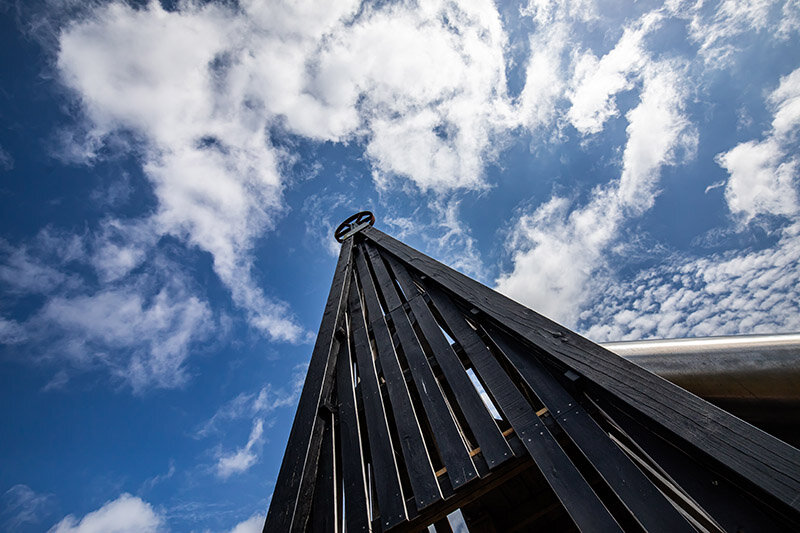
[334,211,375,242]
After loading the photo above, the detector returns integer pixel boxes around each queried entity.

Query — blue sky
[1,0,799,531]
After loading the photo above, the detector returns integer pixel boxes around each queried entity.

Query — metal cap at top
[334,211,375,242]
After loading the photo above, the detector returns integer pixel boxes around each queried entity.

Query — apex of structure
[334,210,375,242]
[266,222,800,532]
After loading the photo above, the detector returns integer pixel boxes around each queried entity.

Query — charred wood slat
[264,238,354,533]
[349,279,407,529]
[383,253,513,471]
[423,282,622,532]
[484,324,694,532]
[362,225,800,517]
[364,243,479,490]
[335,333,371,532]
[309,414,338,533]
[354,248,442,511]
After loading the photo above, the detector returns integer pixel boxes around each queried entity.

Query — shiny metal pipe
[602,333,800,402]
[601,333,800,446]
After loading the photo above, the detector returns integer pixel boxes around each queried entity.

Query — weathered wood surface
[423,282,622,532]
[348,278,407,530]
[354,248,442,512]
[362,225,800,516]
[264,238,354,533]
[309,414,338,533]
[364,243,479,489]
[485,324,694,532]
[335,334,371,532]
[384,253,513,470]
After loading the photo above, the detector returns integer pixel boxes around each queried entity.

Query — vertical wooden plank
[354,248,443,511]
[484,325,695,533]
[309,414,338,533]
[265,238,354,533]
[335,331,372,532]
[364,244,479,489]
[349,280,408,530]
[383,253,514,470]
[423,283,622,532]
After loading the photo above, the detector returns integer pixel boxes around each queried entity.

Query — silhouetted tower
[264,212,800,532]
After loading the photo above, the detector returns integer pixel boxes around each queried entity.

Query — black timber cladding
[265,223,800,532]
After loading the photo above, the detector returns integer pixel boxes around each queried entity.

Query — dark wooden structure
[264,214,800,532]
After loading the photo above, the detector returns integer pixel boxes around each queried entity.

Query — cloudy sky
[1,0,799,531]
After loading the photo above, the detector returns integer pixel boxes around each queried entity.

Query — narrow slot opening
[466,367,503,421]
[406,306,478,451]
[447,509,470,532]
[476,324,546,413]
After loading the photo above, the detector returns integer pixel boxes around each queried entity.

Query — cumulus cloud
[56,1,309,342]
[567,12,661,135]
[717,66,800,221]
[216,418,264,479]
[48,494,164,533]
[497,57,695,324]
[225,514,264,533]
[51,0,518,345]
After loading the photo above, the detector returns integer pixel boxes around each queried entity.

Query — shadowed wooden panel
[364,243,479,490]
[382,252,513,471]
[349,278,407,530]
[335,330,371,532]
[422,282,622,532]
[354,248,442,512]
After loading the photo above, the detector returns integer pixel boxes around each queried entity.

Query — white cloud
[0,224,216,392]
[197,365,305,438]
[717,66,800,221]
[717,140,798,221]
[0,239,77,295]
[38,283,212,391]
[52,0,518,342]
[581,223,800,341]
[567,13,661,135]
[497,58,695,324]
[225,514,264,533]
[682,0,794,66]
[56,1,305,342]
[216,418,264,479]
[48,493,164,533]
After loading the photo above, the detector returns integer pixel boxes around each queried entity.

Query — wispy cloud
[195,365,306,439]
[216,418,264,479]
[1,485,54,531]
[0,227,213,392]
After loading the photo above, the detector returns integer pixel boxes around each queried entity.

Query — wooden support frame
[265,221,800,532]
